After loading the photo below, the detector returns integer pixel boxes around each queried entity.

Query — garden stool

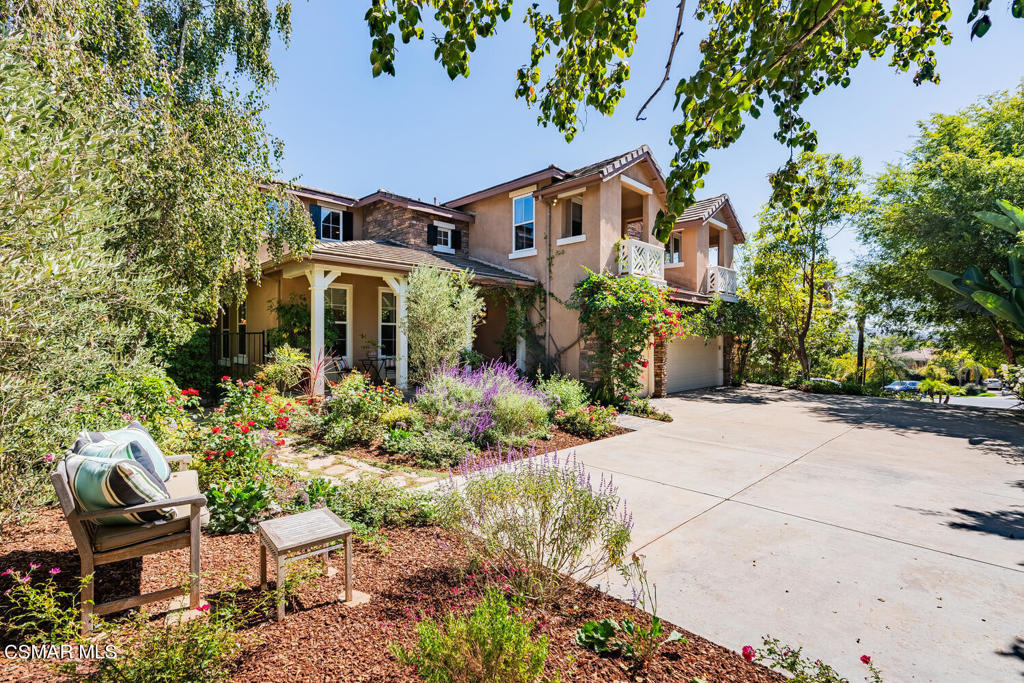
[258,508,353,620]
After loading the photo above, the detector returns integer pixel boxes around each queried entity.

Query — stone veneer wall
[651,340,667,397]
[360,201,469,254]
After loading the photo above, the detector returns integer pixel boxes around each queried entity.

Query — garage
[666,335,723,393]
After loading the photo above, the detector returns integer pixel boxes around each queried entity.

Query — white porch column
[383,276,409,390]
[516,335,527,374]
[308,267,340,395]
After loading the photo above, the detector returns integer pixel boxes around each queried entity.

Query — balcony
[707,265,738,299]
[618,238,665,281]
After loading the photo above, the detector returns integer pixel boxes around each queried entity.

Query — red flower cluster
[180,388,200,397]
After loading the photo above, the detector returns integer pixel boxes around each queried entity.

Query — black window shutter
[452,229,462,250]
[309,203,322,239]
[342,211,353,241]
[427,224,438,246]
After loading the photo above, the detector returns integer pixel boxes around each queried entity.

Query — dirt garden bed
[1,508,782,683]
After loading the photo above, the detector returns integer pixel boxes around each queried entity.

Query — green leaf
[996,200,1024,231]
[974,210,1018,235]
[970,15,991,39]
[972,290,1024,329]
[666,630,686,643]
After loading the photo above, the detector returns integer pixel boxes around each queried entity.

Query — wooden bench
[51,455,207,634]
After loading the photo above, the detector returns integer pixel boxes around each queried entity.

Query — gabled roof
[675,193,746,244]
[537,145,667,197]
[276,182,358,207]
[355,189,473,222]
[445,166,567,208]
[310,239,534,285]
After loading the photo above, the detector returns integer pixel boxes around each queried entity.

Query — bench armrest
[165,454,192,471]
[78,494,208,522]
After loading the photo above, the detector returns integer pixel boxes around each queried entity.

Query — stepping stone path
[273,437,444,490]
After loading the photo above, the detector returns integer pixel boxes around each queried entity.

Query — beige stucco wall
[460,159,668,376]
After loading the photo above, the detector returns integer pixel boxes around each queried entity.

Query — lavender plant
[438,447,632,604]
[415,361,549,446]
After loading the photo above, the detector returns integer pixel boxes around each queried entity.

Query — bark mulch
[341,425,631,474]
[1,508,783,683]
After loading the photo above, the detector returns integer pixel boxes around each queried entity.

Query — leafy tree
[362,1,1021,238]
[744,152,863,378]
[403,266,486,386]
[4,0,314,345]
[0,39,166,522]
[859,87,1024,362]
[866,336,913,385]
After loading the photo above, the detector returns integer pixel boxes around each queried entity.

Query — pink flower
[29,562,39,571]
[195,604,210,612]
[1,569,12,576]
[44,453,55,463]
[49,567,60,575]
[860,655,871,665]
[742,645,756,662]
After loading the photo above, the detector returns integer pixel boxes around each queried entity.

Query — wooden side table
[258,508,353,620]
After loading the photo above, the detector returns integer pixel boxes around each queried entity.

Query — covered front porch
[243,240,537,393]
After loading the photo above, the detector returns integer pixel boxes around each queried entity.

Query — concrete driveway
[574,386,1024,682]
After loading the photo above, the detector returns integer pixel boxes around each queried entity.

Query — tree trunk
[993,321,1017,365]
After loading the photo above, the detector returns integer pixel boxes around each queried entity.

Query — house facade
[216,145,744,395]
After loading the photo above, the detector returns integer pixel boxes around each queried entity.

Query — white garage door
[666,335,722,393]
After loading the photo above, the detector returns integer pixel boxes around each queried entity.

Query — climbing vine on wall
[267,294,340,351]
[568,270,699,405]
[497,285,546,369]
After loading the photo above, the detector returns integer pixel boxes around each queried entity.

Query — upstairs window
[321,209,342,241]
[564,198,583,238]
[513,195,534,252]
[665,234,682,264]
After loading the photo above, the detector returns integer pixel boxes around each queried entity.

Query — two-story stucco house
[216,145,744,396]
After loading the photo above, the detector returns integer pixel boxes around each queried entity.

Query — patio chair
[325,357,352,386]
[51,455,207,634]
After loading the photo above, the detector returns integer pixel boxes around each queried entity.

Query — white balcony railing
[618,238,665,280]
[707,265,737,297]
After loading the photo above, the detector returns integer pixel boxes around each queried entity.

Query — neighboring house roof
[537,144,667,197]
[675,193,746,245]
[354,189,473,222]
[897,348,936,363]
[445,166,567,208]
[274,182,358,207]
[309,239,535,285]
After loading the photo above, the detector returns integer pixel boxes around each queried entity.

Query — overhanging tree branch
[635,0,686,121]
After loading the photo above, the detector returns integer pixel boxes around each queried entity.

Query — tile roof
[311,240,535,284]
[355,190,473,222]
[675,193,746,244]
[542,145,666,194]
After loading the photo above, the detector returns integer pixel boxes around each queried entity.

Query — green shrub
[257,344,308,393]
[292,476,435,530]
[321,372,404,447]
[0,567,91,645]
[488,391,550,445]
[962,382,982,396]
[205,478,279,534]
[393,430,479,468]
[535,373,590,414]
[745,636,884,682]
[160,328,216,398]
[191,416,278,489]
[380,404,422,430]
[621,398,672,422]
[394,587,554,683]
[218,377,280,428]
[554,404,618,438]
[439,450,631,603]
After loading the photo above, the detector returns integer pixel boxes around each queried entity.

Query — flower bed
[0,509,785,683]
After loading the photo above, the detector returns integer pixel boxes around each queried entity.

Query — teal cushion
[76,421,171,481]
[73,438,164,482]
[64,453,174,526]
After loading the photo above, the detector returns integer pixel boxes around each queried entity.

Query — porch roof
[310,239,536,286]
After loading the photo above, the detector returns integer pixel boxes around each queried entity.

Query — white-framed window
[217,309,231,366]
[234,302,248,364]
[432,221,455,254]
[513,194,535,252]
[565,198,583,238]
[325,285,352,365]
[665,234,683,265]
[379,288,397,358]
[321,209,343,241]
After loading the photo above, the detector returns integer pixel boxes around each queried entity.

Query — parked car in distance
[984,377,1003,391]
[883,380,920,394]
[809,377,841,386]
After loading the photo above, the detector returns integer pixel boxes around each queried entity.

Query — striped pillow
[64,453,174,526]
[72,438,164,482]
[77,421,171,481]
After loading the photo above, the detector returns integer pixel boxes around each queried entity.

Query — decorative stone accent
[722,333,734,386]
[577,331,602,388]
[361,201,469,254]
[651,340,667,398]
[625,219,644,240]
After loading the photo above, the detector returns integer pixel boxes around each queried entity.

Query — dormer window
[428,221,460,254]
[321,209,343,241]
[309,203,353,241]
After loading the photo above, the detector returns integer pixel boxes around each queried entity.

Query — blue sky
[264,3,1022,265]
